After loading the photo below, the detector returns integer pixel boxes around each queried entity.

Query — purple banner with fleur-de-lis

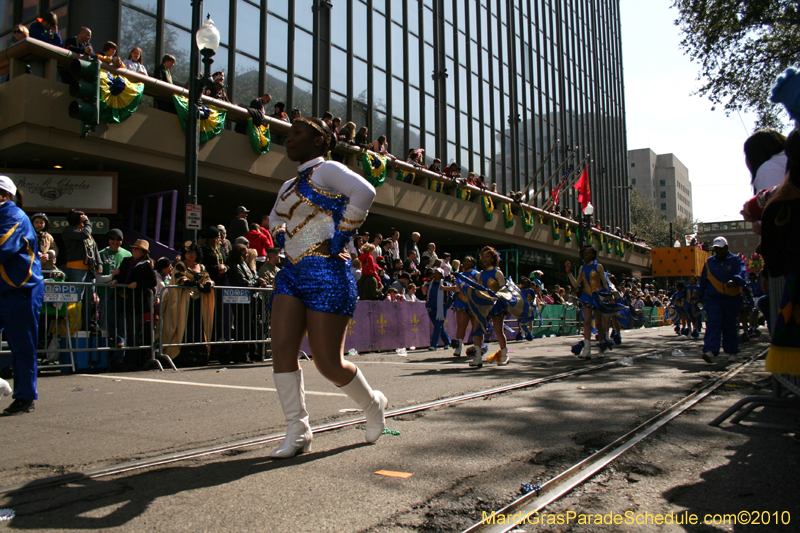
[299,301,503,354]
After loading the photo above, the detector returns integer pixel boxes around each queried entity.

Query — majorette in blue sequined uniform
[269,157,375,317]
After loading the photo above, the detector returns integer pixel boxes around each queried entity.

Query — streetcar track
[461,348,768,533]
[0,348,662,496]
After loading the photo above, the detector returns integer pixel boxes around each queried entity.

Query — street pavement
[0,327,781,532]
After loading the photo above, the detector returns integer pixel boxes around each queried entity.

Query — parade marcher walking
[268,117,387,458]
[426,268,454,350]
[0,176,44,415]
[699,237,747,363]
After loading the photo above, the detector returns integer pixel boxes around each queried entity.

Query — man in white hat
[698,236,747,363]
[0,175,44,415]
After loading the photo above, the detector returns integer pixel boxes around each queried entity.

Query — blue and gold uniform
[269,157,374,317]
[699,251,747,356]
[453,268,479,313]
[0,198,44,402]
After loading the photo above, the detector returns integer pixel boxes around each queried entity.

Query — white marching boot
[580,342,592,360]
[0,378,11,399]
[453,339,463,357]
[270,370,313,459]
[340,368,387,443]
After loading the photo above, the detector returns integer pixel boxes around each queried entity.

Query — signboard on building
[46,217,111,235]
[518,248,557,268]
[186,204,202,230]
[6,170,117,213]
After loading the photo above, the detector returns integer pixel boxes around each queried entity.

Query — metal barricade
[0,280,156,374]
[158,284,273,367]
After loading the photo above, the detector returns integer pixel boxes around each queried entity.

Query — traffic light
[68,58,101,137]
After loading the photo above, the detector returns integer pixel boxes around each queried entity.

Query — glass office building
[1,0,629,229]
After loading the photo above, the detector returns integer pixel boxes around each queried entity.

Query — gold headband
[295,117,330,144]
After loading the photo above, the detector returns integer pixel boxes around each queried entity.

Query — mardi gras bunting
[247,119,270,154]
[429,177,445,193]
[456,188,472,201]
[99,72,144,123]
[173,95,227,144]
[482,196,494,221]
[521,209,534,232]
[565,223,572,243]
[502,203,514,228]
[550,219,561,240]
[395,169,415,184]
[361,152,387,187]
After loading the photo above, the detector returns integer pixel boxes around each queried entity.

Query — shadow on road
[4,442,367,530]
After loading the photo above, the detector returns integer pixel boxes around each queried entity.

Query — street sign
[43,283,80,303]
[222,288,251,304]
[186,204,202,230]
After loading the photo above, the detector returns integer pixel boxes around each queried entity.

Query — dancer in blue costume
[566,246,628,359]
[473,247,510,367]
[0,176,44,415]
[666,281,690,335]
[452,247,508,367]
[685,275,702,338]
[267,118,387,458]
[699,237,747,363]
[514,277,539,341]
[451,255,479,357]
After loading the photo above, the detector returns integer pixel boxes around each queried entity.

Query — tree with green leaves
[630,188,696,248]
[673,0,800,129]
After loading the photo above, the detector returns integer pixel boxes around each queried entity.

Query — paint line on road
[82,374,348,397]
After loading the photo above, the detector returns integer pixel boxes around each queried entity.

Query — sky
[619,0,761,223]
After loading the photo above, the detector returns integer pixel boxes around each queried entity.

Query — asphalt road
[0,327,784,532]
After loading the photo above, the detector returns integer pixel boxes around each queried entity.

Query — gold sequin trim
[284,243,331,265]
[340,215,367,225]
[306,168,345,198]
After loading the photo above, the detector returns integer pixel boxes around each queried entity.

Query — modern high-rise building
[1,0,647,278]
[627,148,693,222]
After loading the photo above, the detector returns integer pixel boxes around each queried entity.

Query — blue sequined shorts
[273,255,358,316]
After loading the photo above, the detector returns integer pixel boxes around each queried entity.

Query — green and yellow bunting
[521,209,533,232]
[482,196,494,221]
[537,213,544,225]
[429,177,445,193]
[456,188,472,201]
[99,72,144,123]
[396,170,415,184]
[587,231,594,246]
[247,119,270,154]
[361,152,388,187]
[502,203,514,228]
[173,96,227,144]
[550,219,560,240]
[565,223,572,243]
[606,239,612,253]
[616,240,625,257]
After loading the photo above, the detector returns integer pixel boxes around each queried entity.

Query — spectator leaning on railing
[29,12,62,47]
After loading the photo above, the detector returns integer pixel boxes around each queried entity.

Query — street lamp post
[184,7,220,243]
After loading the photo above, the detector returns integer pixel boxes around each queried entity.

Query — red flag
[573,166,591,210]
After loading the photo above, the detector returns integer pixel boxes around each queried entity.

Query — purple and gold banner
[299,301,502,353]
